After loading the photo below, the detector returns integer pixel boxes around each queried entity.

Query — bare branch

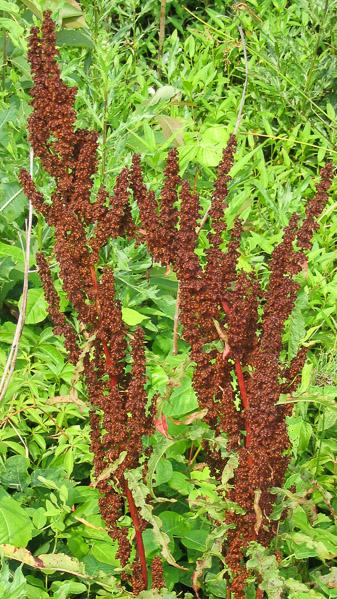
[234,26,248,135]
[172,284,180,355]
[158,0,167,63]
[0,149,34,402]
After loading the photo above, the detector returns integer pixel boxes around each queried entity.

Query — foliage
[0,0,336,597]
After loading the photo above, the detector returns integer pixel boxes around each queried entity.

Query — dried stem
[0,149,34,402]
[158,0,167,64]
[172,285,180,355]
[234,26,248,135]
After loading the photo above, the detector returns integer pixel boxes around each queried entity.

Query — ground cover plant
[0,1,336,598]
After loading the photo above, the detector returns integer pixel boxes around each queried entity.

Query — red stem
[90,264,148,589]
[125,483,148,588]
[234,361,252,448]
[221,300,252,451]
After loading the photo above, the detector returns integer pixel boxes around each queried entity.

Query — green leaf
[0,563,27,599]
[150,86,180,105]
[181,529,209,552]
[286,416,312,457]
[19,288,48,325]
[159,511,189,537]
[0,456,30,490]
[0,241,23,266]
[146,437,177,496]
[326,102,336,121]
[122,307,149,326]
[90,542,118,566]
[0,488,33,547]
[287,293,307,361]
[168,471,193,496]
[154,458,173,487]
[164,378,198,417]
[205,572,228,598]
[56,29,93,48]
[51,581,87,599]
[0,1,19,13]
[286,531,337,560]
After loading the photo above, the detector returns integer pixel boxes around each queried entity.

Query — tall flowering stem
[20,13,151,592]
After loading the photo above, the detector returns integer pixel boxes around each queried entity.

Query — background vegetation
[0,0,336,597]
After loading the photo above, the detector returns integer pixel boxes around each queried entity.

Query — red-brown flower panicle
[28,12,77,189]
[156,148,181,265]
[131,154,159,257]
[205,134,237,302]
[36,252,79,363]
[125,327,153,465]
[151,556,165,590]
[91,168,134,263]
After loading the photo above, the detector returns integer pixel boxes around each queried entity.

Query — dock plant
[20,12,333,598]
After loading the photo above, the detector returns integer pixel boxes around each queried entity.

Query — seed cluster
[21,12,334,598]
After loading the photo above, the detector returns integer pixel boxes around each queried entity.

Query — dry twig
[0,149,34,402]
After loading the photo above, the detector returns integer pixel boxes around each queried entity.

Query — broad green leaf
[286,416,312,457]
[154,458,173,487]
[0,1,19,13]
[181,529,209,552]
[0,545,86,575]
[122,307,149,326]
[202,125,229,146]
[0,455,30,490]
[19,288,48,324]
[0,563,26,599]
[159,511,189,537]
[0,488,33,547]
[168,471,193,496]
[56,29,93,48]
[164,378,198,417]
[286,531,337,560]
[205,572,228,598]
[0,241,23,265]
[52,581,87,599]
[150,86,180,105]
[90,542,118,566]
[146,437,177,496]
[0,18,25,46]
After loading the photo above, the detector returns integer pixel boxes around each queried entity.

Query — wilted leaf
[157,115,184,145]
[150,86,180,105]
[171,408,208,425]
